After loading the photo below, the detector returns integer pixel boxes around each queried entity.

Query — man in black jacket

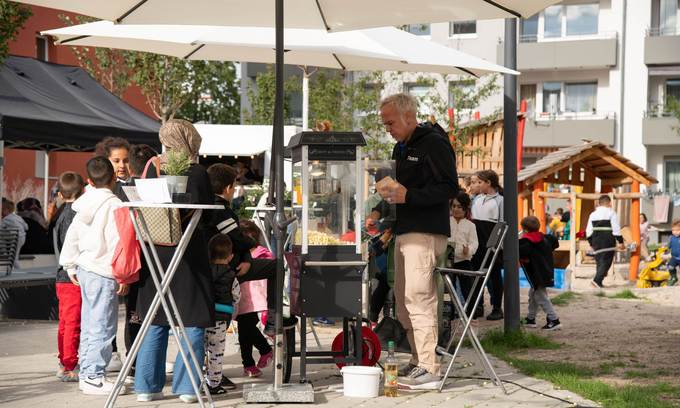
[379,93,459,389]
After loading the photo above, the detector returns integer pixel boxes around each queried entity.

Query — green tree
[244,66,301,125]
[0,1,32,63]
[176,60,240,124]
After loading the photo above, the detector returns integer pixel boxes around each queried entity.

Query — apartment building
[405,0,680,192]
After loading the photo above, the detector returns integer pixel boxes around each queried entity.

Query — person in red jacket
[519,216,561,331]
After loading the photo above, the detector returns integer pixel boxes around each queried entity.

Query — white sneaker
[165,361,174,374]
[80,376,128,396]
[179,394,198,404]
[107,352,123,372]
[137,392,164,402]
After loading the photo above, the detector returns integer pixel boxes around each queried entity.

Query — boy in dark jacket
[52,171,85,382]
[206,163,296,335]
[204,234,237,395]
[519,216,561,331]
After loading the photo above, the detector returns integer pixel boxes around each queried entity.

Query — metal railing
[519,31,618,43]
[534,111,616,121]
[646,26,680,37]
[644,103,678,118]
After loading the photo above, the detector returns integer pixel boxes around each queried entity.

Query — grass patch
[624,370,655,379]
[479,330,680,408]
[551,291,580,306]
[608,289,640,300]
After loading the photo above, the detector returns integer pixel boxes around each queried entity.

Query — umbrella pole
[502,18,520,333]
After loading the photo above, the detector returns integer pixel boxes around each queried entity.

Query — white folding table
[106,202,223,408]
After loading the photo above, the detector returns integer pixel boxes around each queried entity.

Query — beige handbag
[136,157,182,246]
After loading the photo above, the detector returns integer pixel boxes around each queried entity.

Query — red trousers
[56,282,81,371]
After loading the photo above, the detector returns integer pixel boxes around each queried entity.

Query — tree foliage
[176,60,239,124]
[0,1,32,63]
[244,66,300,125]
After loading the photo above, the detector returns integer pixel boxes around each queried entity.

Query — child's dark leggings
[236,312,272,368]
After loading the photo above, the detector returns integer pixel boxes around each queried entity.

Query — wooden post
[630,180,641,281]
[533,180,546,233]
[580,171,596,233]
[570,191,577,269]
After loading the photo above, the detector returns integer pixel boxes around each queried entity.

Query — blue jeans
[135,325,205,395]
[77,269,118,380]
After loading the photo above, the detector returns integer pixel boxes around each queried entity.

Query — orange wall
[4,5,155,204]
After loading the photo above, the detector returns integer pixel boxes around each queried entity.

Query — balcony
[642,105,680,145]
[645,27,680,65]
[498,32,618,71]
[523,112,616,147]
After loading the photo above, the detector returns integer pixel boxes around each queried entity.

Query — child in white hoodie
[60,156,129,396]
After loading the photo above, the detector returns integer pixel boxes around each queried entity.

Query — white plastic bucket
[340,366,383,398]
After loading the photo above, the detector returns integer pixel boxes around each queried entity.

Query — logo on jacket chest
[406,156,419,162]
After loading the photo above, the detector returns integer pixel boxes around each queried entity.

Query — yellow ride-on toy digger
[637,246,672,288]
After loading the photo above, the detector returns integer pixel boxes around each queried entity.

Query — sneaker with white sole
[80,376,128,396]
[397,363,418,377]
[106,352,123,372]
[523,317,537,328]
[542,319,562,331]
[179,394,198,404]
[137,392,164,402]
[397,366,441,390]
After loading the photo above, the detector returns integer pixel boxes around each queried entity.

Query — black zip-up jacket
[207,195,255,269]
[51,203,76,283]
[392,122,459,236]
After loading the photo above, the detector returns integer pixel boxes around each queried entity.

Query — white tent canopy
[22,0,561,31]
[195,124,297,157]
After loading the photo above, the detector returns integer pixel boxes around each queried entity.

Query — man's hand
[237,262,251,277]
[117,283,129,296]
[385,183,407,204]
[68,274,79,286]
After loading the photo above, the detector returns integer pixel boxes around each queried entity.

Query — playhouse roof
[518,140,657,188]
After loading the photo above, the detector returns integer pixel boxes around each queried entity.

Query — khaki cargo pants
[394,232,447,375]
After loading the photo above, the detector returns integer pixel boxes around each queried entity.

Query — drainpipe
[618,0,627,154]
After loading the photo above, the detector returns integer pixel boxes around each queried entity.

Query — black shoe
[542,319,561,331]
[486,309,503,321]
[208,385,226,395]
[220,376,236,390]
[590,280,604,289]
[264,315,299,336]
[523,317,537,328]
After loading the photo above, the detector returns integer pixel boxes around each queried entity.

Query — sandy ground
[472,265,680,388]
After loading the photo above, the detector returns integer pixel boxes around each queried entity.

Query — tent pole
[302,69,309,130]
[502,18,520,333]
[43,151,49,219]
[273,0,285,390]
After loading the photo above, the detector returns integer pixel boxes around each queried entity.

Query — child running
[519,216,561,330]
[53,172,85,382]
[586,195,624,288]
[235,220,274,378]
[59,157,129,395]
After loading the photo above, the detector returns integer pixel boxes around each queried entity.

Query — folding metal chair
[434,221,509,393]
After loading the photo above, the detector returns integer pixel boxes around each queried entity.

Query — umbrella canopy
[22,0,562,30]
[43,21,518,77]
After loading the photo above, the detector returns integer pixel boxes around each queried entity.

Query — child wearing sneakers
[59,157,129,395]
[204,234,237,395]
[235,220,274,378]
[519,216,561,331]
[53,172,86,382]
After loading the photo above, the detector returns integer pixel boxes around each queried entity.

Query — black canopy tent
[0,55,160,152]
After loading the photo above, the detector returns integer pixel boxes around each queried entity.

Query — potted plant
[161,150,192,200]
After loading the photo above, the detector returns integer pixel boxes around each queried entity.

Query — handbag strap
[142,156,161,179]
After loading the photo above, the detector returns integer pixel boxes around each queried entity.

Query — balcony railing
[519,31,618,43]
[533,111,616,121]
[647,26,680,37]
[645,103,679,118]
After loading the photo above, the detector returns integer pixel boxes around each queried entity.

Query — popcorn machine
[286,131,378,381]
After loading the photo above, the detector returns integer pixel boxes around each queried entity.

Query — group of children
[453,169,561,330]
[50,128,278,402]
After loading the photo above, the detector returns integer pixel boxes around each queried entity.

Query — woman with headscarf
[134,119,215,404]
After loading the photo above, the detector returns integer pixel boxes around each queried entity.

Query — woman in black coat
[134,120,215,403]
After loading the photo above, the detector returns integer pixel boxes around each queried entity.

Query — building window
[404,83,432,99]
[660,0,678,35]
[404,24,431,36]
[36,36,49,61]
[449,20,476,36]
[565,82,597,113]
[544,5,562,38]
[542,82,561,113]
[666,78,680,104]
[666,158,680,192]
[448,80,475,109]
[566,4,599,36]
[520,14,539,42]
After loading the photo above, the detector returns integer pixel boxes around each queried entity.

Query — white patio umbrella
[43,21,518,129]
[22,0,561,31]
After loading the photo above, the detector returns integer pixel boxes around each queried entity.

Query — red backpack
[111,206,141,284]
